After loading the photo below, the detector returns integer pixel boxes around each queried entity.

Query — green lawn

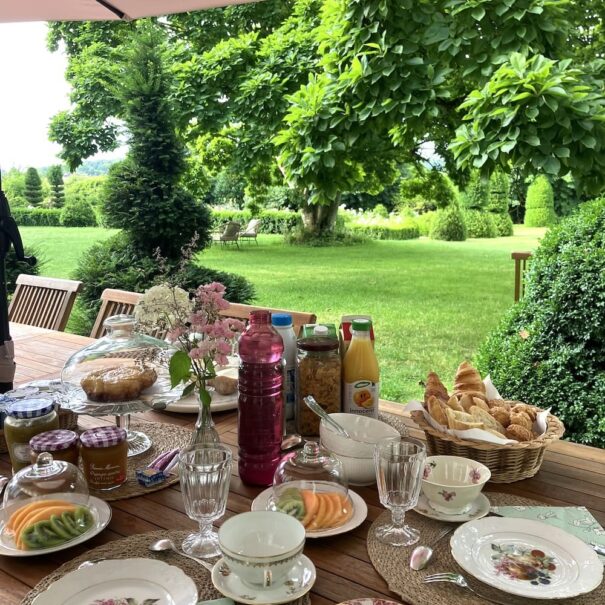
[20,225,544,403]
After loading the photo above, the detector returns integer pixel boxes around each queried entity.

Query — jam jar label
[12,443,32,464]
[88,462,126,489]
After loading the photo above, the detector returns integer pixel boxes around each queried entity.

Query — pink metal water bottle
[238,310,284,485]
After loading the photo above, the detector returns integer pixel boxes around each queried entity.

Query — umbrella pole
[0,171,36,393]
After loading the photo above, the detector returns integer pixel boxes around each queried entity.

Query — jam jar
[80,426,128,490]
[30,430,79,466]
[4,399,59,471]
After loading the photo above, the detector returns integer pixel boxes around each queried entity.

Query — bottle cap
[271,313,293,327]
[313,325,329,336]
[351,318,372,331]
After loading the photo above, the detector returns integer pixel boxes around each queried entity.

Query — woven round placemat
[368,492,604,605]
[22,530,311,605]
[379,411,409,437]
[91,419,192,502]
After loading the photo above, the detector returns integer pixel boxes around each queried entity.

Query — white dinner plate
[32,557,198,605]
[414,492,490,522]
[0,493,111,557]
[251,486,368,538]
[450,517,604,599]
[212,554,315,605]
[164,388,238,413]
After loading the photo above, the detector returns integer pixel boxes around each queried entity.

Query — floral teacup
[421,455,490,514]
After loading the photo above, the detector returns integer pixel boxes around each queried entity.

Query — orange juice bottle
[343,318,379,417]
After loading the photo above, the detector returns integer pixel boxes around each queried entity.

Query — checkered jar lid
[30,429,78,452]
[80,426,127,449]
[7,399,54,419]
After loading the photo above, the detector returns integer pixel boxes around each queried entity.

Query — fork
[423,572,512,605]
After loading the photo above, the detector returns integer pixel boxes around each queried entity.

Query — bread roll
[506,424,533,442]
[445,395,464,412]
[489,406,511,428]
[427,396,448,426]
[510,411,533,432]
[470,406,505,434]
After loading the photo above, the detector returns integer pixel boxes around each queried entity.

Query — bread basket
[411,405,565,483]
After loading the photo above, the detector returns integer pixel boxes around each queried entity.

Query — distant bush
[477,198,605,447]
[13,208,62,226]
[463,209,496,238]
[524,175,557,227]
[349,220,419,240]
[60,200,97,227]
[373,204,389,219]
[415,211,437,236]
[430,206,467,241]
[492,213,514,236]
[399,170,457,211]
[211,209,300,234]
[462,171,489,210]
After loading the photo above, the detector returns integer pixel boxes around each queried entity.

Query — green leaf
[554,147,570,158]
[199,388,212,407]
[169,350,192,388]
[525,135,541,147]
[583,135,597,149]
[543,156,561,174]
[182,382,196,397]
[471,7,486,20]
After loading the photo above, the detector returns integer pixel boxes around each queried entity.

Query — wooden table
[1,324,605,604]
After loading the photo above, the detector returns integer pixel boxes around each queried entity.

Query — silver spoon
[148,538,214,572]
[304,396,351,438]
[0,475,8,498]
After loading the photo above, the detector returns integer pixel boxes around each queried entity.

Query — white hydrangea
[134,284,193,328]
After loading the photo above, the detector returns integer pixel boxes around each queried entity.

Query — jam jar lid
[297,337,339,352]
[30,429,78,452]
[80,426,127,449]
[8,399,54,419]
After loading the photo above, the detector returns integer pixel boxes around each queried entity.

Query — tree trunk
[300,197,340,235]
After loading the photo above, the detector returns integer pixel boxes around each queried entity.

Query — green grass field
[20,226,544,403]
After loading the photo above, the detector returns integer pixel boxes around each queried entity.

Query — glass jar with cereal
[296,336,341,437]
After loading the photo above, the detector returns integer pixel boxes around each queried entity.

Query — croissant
[453,361,485,396]
[427,395,448,426]
[424,372,449,404]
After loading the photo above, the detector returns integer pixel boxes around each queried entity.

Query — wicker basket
[411,408,565,483]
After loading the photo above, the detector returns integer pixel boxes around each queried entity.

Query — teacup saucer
[211,554,316,605]
[414,492,490,522]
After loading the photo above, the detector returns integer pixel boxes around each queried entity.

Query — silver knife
[591,543,605,556]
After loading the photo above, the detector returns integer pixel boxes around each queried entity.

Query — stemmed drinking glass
[374,437,426,546]
[179,444,232,558]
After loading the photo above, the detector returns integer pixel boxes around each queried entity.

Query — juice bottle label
[343,380,379,417]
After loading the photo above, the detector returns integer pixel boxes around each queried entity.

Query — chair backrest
[223,221,241,238]
[220,303,317,336]
[243,219,262,235]
[90,288,142,338]
[9,274,82,331]
[512,251,533,302]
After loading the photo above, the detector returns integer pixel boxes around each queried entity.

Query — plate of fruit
[0,493,111,556]
[251,481,367,538]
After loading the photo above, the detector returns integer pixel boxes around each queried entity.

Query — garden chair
[212,221,241,248]
[220,303,316,336]
[239,218,262,244]
[9,274,82,331]
[512,251,533,302]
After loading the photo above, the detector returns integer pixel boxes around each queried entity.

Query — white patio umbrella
[0,0,257,391]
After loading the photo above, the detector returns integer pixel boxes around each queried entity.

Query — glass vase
[191,389,220,446]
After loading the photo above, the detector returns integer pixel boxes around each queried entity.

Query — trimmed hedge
[349,221,420,240]
[463,209,496,238]
[60,200,98,227]
[477,198,605,447]
[492,213,514,236]
[212,209,300,234]
[524,175,557,227]
[13,208,62,226]
[415,211,437,236]
[430,206,467,241]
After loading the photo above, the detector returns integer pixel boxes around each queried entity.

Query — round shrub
[524,175,557,227]
[74,233,255,335]
[492,213,514,236]
[476,198,605,447]
[429,205,467,241]
[463,209,496,238]
[60,200,97,227]
[373,204,389,218]
[487,169,511,214]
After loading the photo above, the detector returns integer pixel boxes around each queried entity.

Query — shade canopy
[0,0,257,23]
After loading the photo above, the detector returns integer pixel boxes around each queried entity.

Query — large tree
[48,0,605,234]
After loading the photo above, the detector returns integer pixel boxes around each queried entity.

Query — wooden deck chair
[239,218,262,244]
[512,251,533,302]
[212,221,241,248]
[90,288,143,338]
[220,303,316,336]
[9,274,82,331]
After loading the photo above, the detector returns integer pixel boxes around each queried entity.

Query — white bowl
[421,455,490,515]
[320,414,400,485]
[218,511,305,588]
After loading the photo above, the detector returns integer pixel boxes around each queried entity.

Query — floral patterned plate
[31,558,198,605]
[414,492,490,522]
[336,600,403,605]
[450,517,603,599]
